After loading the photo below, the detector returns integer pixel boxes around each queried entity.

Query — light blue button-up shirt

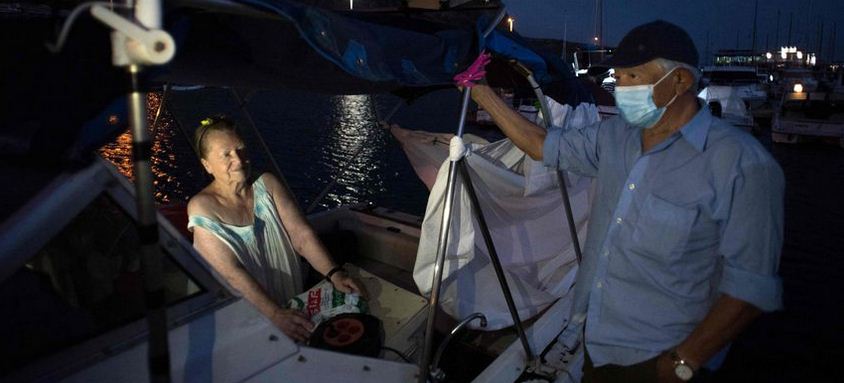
[543,102,784,368]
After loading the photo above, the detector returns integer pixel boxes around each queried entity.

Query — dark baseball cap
[601,20,698,68]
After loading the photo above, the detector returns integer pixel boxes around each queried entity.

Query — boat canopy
[2,0,590,219]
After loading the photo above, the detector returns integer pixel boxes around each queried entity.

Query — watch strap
[325,264,346,282]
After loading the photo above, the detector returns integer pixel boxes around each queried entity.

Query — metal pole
[129,64,171,383]
[482,9,508,39]
[788,12,793,46]
[419,90,472,383]
[419,8,508,381]
[430,313,487,381]
[563,11,567,60]
[752,0,758,63]
[525,72,583,265]
[150,83,168,139]
[230,88,297,199]
[457,161,534,361]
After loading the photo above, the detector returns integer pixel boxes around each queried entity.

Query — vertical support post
[230,89,297,201]
[526,72,583,265]
[129,64,171,383]
[419,90,472,383]
[456,161,534,361]
[419,8,511,381]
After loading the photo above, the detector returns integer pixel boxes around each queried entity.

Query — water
[100,91,844,382]
[720,137,844,382]
[104,88,478,215]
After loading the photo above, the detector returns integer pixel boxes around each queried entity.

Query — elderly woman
[187,116,362,342]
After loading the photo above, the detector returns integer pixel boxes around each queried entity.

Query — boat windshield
[0,194,204,377]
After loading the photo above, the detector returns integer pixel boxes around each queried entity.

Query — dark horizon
[504,0,844,64]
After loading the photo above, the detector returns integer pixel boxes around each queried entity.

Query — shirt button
[603,250,609,257]
[596,281,603,289]
[628,183,636,190]
[616,217,623,224]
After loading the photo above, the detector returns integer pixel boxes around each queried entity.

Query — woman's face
[201,130,250,184]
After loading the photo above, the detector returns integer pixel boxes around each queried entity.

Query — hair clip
[200,117,215,126]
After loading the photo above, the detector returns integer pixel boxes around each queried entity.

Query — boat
[771,88,844,147]
[698,85,755,132]
[701,66,768,110]
[776,68,820,98]
[1,158,426,382]
[1,1,594,382]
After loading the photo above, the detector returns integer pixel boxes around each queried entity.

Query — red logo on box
[307,290,322,316]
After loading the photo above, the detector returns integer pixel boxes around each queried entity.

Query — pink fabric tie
[453,51,492,88]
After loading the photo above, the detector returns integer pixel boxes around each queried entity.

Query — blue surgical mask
[614,68,679,129]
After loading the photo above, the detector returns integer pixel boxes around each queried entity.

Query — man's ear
[675,67,695,94]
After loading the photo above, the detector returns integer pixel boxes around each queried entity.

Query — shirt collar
[678,99,712,152]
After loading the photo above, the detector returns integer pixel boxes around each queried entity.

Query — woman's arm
[262,174,364,296]
[188,198,313,341]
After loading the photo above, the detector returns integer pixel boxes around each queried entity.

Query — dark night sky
[504,0,844,63]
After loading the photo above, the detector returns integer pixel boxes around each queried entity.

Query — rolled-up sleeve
[716,153,785,312]
[542,120,602,177]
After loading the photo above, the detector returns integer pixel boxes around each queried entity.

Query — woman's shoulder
[256,172,283,193]
[187,188,218,217]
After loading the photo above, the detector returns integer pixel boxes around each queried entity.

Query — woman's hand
[330,271,368,299]
[270,308,314,343]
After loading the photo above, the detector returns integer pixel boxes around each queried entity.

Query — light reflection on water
[98,92,195,204]
[94,88,464,216]
[318,94,386,209]
[97,92,400,212]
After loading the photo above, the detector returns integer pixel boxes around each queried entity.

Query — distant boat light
[765,52,773,60]
[793,83,804,93]
[769,74,774,82]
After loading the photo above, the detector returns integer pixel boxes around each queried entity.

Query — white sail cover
[698,85,753,130]
[396,99,599,330]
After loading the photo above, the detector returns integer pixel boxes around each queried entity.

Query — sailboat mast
[752,0,758,62]
[788,12,793,46]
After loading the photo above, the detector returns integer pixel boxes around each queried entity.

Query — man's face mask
[613,68,680,129]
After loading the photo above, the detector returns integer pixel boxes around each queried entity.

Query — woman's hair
[194,115,238,159]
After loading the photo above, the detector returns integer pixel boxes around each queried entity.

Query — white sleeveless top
[188,174,303,304]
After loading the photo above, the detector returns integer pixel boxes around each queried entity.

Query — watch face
[674,364,694,381]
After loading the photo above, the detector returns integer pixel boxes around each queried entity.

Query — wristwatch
[670,349,696,381]
[325,264,346,283]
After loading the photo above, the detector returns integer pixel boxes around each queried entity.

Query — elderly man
[469,20,783,382]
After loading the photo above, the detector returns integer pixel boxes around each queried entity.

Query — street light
[507,17,514,32]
